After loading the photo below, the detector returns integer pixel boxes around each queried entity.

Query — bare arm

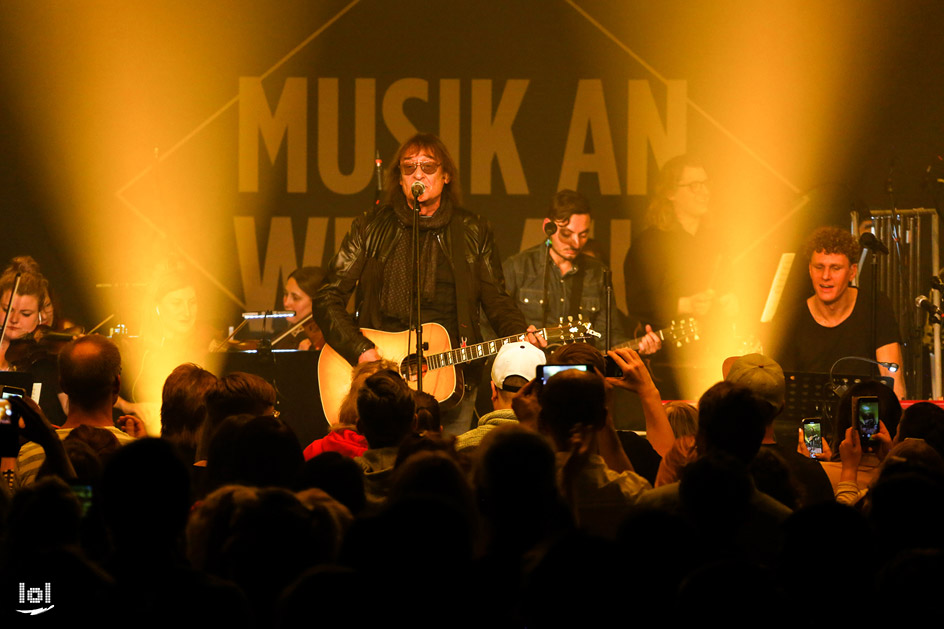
[606,348,675,457]
[876,342,906,400]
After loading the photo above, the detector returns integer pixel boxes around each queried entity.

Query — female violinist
[0,257,48,372]
[276,266,326,351]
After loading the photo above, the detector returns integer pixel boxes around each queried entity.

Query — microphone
[859,232,889,255]
[915,294,943,322]
[411,181,425,198]
[543,220,558,246]
[829,355,899,398]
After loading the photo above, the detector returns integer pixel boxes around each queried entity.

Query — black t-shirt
[775,287,901,376]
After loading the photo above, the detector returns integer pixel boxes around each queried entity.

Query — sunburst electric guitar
[317,320,598,426]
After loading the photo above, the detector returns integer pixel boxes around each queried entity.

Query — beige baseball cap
[724,353,785,410]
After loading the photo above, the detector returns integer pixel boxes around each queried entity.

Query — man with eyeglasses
[502,189,661,354]
[623,154,739,398]
[625,154,737,328]
[313,133,542,434]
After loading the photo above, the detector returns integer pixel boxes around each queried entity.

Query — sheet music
[760,253,796,323]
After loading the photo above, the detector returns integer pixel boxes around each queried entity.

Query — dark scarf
[381,196,454,320]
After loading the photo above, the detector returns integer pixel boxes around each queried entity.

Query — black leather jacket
[313,204,527,364]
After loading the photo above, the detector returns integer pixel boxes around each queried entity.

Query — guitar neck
[611,329,664,352]
[608,318,697,353]
[424,329,544,371]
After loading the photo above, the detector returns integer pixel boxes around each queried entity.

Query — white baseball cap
[491,342,547,391]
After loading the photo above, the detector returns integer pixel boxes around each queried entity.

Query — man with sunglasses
[502,189,661,354]
[313,133,541,434]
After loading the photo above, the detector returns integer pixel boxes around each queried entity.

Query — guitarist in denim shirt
[502,190,661,356]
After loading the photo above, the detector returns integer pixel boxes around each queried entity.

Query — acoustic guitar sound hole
[400,355,429,382]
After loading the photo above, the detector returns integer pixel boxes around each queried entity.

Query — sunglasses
[401,161,441,175]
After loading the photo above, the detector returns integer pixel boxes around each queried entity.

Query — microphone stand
[859,232,888,383]
[870,241,879,365]
[887,169,912,389]
[603,269,612,351]
[373,150,383,206]
[542,223,557,330]
[542,238,551,330]
[828,355,899,398]
[412,188,424,392]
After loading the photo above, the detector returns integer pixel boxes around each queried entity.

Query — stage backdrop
[1,0,943,343]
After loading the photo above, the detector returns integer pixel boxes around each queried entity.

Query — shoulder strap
[570,266,585,317]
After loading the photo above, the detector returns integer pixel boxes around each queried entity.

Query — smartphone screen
[537,363,591,385]
[802,418,823,457]
[71,484,94,517]
[855,396,880,440]
[1,386,25,400]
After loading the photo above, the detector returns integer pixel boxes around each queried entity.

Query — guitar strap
[448,217,474,344]
[570,265,584,320]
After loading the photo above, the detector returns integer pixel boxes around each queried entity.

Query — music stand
[779,371,889,446]
[217,349,327,447]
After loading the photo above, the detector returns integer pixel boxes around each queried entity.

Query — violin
[4,324,84,368]
[216,314,324,352]
[272,314,325,350]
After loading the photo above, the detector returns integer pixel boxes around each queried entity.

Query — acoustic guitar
[317,319,597,426]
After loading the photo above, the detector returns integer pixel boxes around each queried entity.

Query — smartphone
[536,363,591,385]
[71,484,94,517]
[0,399,18,458]
[604,354,623,378]
[854,395,880,452]
[801,418,823,457]
[1,386,25,400]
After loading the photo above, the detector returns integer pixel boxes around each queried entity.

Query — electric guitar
[317,319,598,425]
